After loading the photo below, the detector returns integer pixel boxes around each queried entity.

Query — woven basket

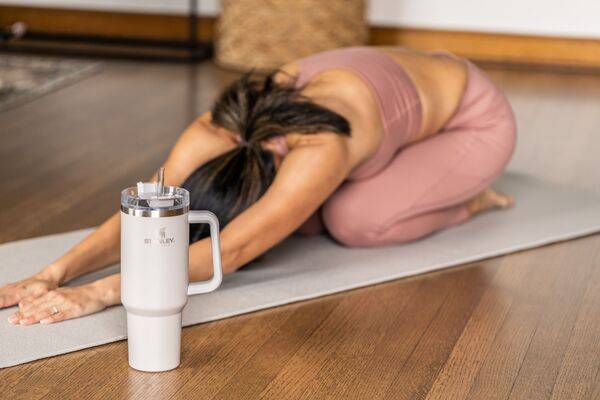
[215,0,367,71]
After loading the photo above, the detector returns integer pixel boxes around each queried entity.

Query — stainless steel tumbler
[120,180,222,372]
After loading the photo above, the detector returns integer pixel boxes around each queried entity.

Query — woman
[2,47,515,325]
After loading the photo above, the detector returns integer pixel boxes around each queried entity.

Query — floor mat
[1,172,599,368]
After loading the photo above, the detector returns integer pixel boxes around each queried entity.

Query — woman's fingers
[11,292,58,325]
[1,277,56,309]
[40,310,77,324]
[9,285,107,326]
[0,284,27,308]
[18,291,53,312]
[18,294,45,311]
[9,292,53,324]
[17,306,60,326]
[7,311,21,324]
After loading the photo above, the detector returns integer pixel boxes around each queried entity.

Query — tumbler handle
[187,211,223,295]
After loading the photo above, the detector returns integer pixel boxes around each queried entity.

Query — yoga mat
[1,172,599,369]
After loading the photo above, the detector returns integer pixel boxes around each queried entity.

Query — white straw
[156,167,165,197]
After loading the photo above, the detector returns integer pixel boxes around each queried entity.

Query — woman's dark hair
[183,71,351,243]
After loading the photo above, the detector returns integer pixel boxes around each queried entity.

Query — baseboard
[371,27,600,69]
[0,6,215,42]
[2,6,600,69]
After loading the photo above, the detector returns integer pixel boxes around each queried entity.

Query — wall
[1,0,599,39]
[369,0,600,39]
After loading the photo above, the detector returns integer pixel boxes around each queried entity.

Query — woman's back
[278,47,468,179]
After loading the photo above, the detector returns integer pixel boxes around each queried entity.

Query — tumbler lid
[120,183,189,217]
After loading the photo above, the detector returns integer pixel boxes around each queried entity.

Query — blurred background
[1,0,599,67]
[0,0,599,241]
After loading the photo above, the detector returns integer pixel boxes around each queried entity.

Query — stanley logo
[144,227,175,246]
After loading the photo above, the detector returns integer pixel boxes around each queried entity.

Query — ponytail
[183,71,350,243]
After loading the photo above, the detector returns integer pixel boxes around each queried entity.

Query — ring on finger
[51,305,59,315]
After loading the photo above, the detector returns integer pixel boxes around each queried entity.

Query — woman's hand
[7,274,120,325]
[0,271,60,310]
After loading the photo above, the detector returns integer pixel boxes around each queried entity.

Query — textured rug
[0,55,101,112]
[1,172,600,368]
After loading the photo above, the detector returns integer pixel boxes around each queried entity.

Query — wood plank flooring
[0,57,598,399]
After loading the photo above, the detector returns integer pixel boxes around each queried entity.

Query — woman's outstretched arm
[7,273,121,325]
[47,112,228,284]
[187,133,352,279]
[0,207,122,314]
[1,112,234,323]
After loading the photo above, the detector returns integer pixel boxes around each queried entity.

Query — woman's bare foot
[467,187,515,216]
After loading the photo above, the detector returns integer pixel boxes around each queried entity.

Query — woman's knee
[470,101,517,184]
[322,203,422,247]
[322,198,382,247]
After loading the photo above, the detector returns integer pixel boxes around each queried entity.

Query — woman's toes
[502,195,515,208]
[468,187,515,215]
[489,189,514,209]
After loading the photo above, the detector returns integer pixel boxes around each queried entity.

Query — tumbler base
[127,312,182,372]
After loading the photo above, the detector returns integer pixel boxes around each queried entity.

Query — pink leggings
[302,60,516,246]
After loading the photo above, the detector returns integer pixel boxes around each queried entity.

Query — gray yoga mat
[1,172,599,369]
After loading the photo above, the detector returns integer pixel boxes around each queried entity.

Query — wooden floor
[0,57,599,399]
